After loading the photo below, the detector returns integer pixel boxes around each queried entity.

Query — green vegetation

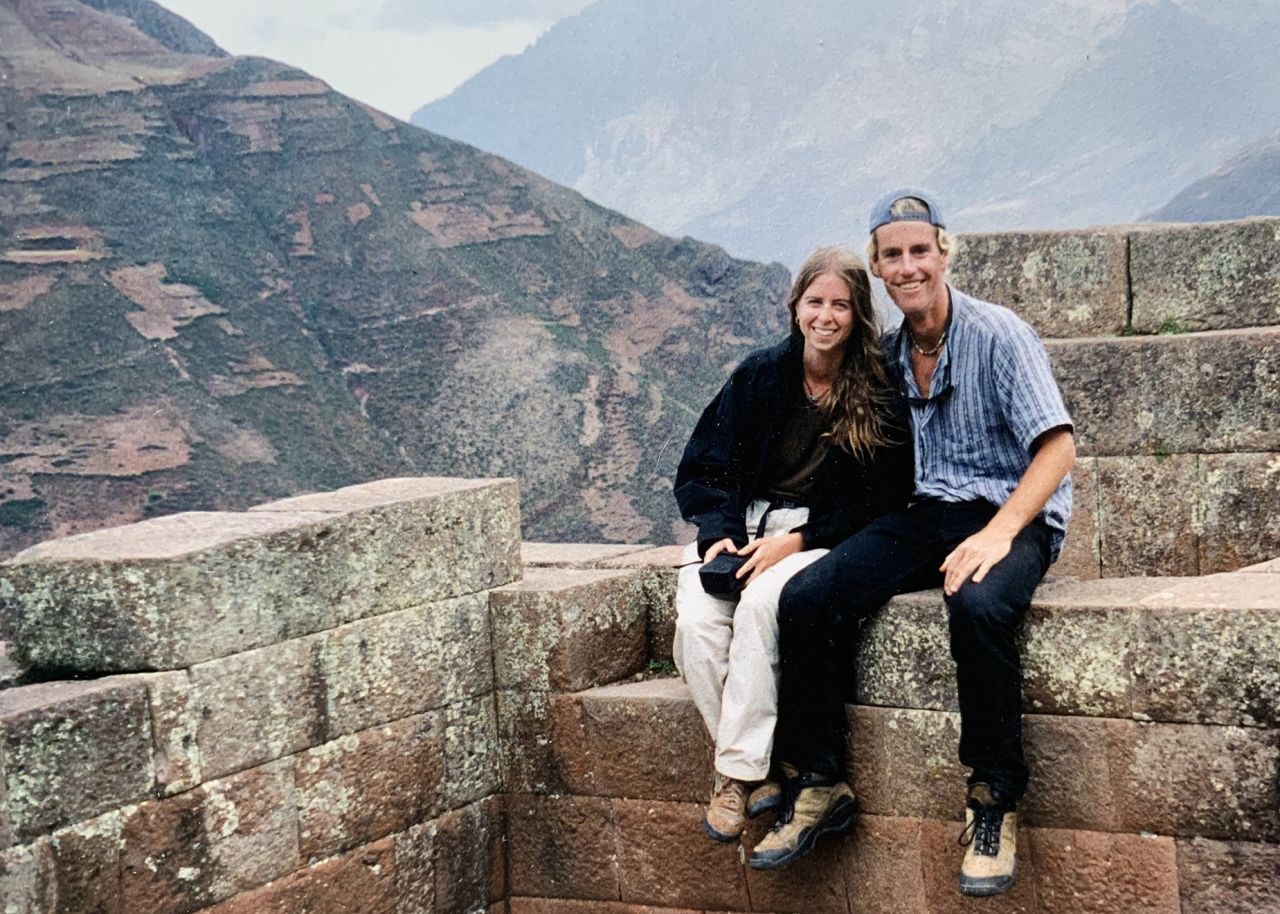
[0,498,44,528]
[1156,317,1191,335]
[644,658,679,677]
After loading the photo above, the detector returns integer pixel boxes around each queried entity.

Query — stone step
[523,677,1279,842]
[0,477,521,673]
[506,795,1279,914]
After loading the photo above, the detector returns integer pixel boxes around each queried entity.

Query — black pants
[774,498,1052,804]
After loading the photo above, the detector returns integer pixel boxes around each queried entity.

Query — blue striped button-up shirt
[884,287,1074,559]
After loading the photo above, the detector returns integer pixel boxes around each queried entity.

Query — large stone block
[742,813,850,913]
[1132,598,1280,728]
[294,712,445,863]
[1176,837,1280,914]
[846,706,965,822]
[0,840,54,913]
[600,547,683,663]
[430,797,506,914]
[1022,715,1121,831]
[950,229,1130,338]
[1053,456,1101,579]
[853,590,958,712]
[1109,718,1280,840]
[1022,589,1134,718]
[1129,218,1280,332]
[138,671,202,796]
[1196,452,1280,573]
[0,677,153,844]
[120,760,300,914]
[1029,828,1180,914]
[1048,329,1280,457]
[521,543,649,567]
[190,636,326,781]
[196,837,398,914]
[441,696,501,810]
[613,799,749,911]
[557,678,710,802]
[320,593,492,739]
[840,815,927,914]
[46,811,126,914]
[917,817,1038,913]
[494,690,563,795]
[505,794,619,901]
[1097,455,1198,576]
[490,567,648,692]
[0,477,520,673]
[509,901,700,914]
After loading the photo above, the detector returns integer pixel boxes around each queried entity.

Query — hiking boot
[746,780,782,818]
[958,783,1018,896]
[703,773,749,842]
[748,774,859,869]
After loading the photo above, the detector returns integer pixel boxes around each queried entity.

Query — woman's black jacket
[673,335,913,557]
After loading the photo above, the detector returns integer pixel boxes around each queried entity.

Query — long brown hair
[787,247,899,457]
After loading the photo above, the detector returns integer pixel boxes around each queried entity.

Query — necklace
[910,330,946,357]
[803,375,826,403]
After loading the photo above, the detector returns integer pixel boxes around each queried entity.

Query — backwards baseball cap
[868,187,946,235]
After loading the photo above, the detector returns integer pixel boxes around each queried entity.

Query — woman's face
[796,271,854,357]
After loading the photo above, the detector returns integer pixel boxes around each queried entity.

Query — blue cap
[868,187,946,235]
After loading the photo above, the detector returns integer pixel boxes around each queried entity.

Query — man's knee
[945,577,1022,631]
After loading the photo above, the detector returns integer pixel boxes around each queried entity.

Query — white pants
[672,500,829,781]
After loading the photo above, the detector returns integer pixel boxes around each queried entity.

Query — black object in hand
[699,552,749,598]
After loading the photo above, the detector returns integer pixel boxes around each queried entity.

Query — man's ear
[868,258,882,279]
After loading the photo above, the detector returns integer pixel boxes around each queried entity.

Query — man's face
[871,221,950,321]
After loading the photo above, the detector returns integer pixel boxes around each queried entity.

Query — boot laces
[958,802,1003,857]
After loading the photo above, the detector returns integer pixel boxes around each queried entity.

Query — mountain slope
[0,0,789,555]
[1149,130,1280,222]
[414,0,1280,265]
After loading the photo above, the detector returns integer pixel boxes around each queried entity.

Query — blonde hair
[865,196,954,263]
[787,247,900,457]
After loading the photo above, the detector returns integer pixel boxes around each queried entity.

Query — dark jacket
[674,335,913,557]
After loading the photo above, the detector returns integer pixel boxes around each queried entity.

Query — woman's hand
[703,538,739,562]
[737,532,804,584]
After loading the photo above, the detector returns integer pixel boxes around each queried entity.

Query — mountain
[413,0,1280,266]
[1149,130,1280,222]
[0,0,789,556]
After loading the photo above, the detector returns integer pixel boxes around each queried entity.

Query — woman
[672,246,911,843]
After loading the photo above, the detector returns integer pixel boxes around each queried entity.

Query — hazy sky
[161,0,595,120]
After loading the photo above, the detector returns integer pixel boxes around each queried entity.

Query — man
[748,188,1075,897]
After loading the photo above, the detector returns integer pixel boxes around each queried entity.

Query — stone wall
[950,217,1280,578]
[3,480,1277,914]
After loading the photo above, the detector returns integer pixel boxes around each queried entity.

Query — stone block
[0,477,520,672]
[120,760,299,914]
[442,696,501,810]
[0,677,153,843]
[47,810,126,914]
[1108,718,1280,840]
[1021,598,1133,718]
[0,642,25,689]
[196,837,398,914]
[1129,217,1280,332]
[950,229,1130,338]
[853,590,958,711]
[562,679,711,801]
[613,799,749,910]
[1238,556,1280,573]
[190,636,326,781]
[1053,456,1100,579]
[393,818,434,914]
[521,542,648,567]
[841,815,927,914]
[1196,452,1280,573]
[1097,455,1199,576]
[600,547,683,664]
[1021,716,1120,831]
[847,706,965,821]
[917,817,1038,914]
[1048,330,1280,458]
[1029,828,1180,914]
[494,690,564,795]
[295,712,444,862]
[509,901,700,914]
[491,568,648,692]
[1176,837,1280,914]
[138,671,202,795]
[0,840,54,913]
[320,593,492,738]
[505,794,619,901]
[431,797,506,914]
[1132,602,1280,727]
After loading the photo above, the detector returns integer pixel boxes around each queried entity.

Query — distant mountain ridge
[414,0,1280,265]
[1150,130,1280,222]
[0,0,789,556]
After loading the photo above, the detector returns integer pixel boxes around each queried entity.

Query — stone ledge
[0,477,521,672]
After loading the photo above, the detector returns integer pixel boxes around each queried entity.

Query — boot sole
[748,795,859,870]
[702,814,744,844]
[746,792,781,818]
[960,863,1017,897]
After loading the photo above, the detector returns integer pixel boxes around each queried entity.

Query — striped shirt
[884,287,1074,559]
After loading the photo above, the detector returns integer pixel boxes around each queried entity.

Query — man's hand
[939,526,1013,595]
[737,532,804,583]
[703,538,739,562]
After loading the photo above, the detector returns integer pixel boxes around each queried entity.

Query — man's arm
[939,426,1075,595]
